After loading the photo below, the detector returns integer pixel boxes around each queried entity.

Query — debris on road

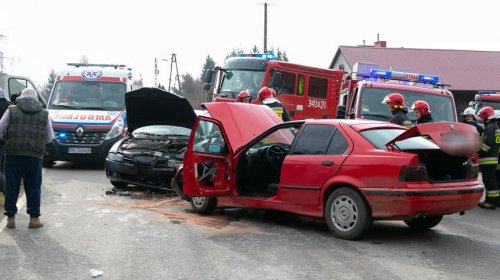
[90,269,103,278]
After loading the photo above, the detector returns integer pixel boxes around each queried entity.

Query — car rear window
[360,129,439,150]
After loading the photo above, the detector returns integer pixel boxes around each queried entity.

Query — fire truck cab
[44,63,133,166]
[337,62,458,123]
[204,54,344,120]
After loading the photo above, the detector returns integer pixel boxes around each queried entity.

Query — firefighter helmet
[410,100,431,115]
[382,92,405,108]
[257,87,274,101]
[237,90,251,102]
[477,106,494,121]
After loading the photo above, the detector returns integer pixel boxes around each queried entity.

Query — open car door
[183,117,232,197]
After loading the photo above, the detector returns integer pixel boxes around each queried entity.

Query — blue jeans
[4,156,42,217]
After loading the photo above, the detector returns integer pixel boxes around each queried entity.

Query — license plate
[68,147,92,154]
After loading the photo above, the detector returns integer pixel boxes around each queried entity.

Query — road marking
[0,168,48,232]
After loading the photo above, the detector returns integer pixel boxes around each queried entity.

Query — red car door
[279,124,351,205]
[183,117,232,197]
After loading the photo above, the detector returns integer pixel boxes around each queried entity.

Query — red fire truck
[203,54,345,120]
[337,62,458,123]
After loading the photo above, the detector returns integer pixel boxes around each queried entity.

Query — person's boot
[6,216,15,228]
[28,217,44,228]
[478,201,497,209]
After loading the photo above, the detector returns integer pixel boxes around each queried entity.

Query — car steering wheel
[266,144,288,171]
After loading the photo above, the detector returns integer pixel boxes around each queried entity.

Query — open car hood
[202,102,283,152]
[125,88,196,132]
[386,122,480,156]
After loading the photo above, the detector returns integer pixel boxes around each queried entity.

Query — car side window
[327,130,348,155]
[291,124,336,155]
[193,120,227,155]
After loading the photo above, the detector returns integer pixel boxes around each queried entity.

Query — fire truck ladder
[168,53,182,95]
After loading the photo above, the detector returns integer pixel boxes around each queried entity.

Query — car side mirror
[270,72,282,88]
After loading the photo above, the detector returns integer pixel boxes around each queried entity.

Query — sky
[0,0,498,88]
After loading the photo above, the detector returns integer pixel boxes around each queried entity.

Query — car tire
[43,160,55,168]
[404,215,443,230]
[191,196,217,214]
[325,188,372,240]
[110,181,128,188]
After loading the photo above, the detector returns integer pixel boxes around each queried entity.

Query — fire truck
[44,63,133,166]
[337,62,458,123]
[204,54,345,120]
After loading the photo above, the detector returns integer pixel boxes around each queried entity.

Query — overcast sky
[0,0,497,87]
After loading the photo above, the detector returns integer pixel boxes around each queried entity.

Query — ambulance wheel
[43,160,55,168]
[404,215,443,230]
[191,196,217,214]
[325,188,372,240]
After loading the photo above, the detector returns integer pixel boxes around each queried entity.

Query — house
[329,41,500,116]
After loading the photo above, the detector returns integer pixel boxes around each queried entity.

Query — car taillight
[467,163,479,179]
[399,164,428,182]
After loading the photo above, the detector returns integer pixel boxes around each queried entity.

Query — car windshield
[220,69,264,98]
[359,87,456,123]
[360,128,439,150]
[132,125,191,138]
[48,81,126,111]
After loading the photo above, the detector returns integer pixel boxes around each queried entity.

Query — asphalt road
[0,163,499,280]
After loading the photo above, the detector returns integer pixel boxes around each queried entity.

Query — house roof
[331,46,500,91]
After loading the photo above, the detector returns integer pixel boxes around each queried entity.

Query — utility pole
[168,53,181,95]
[264,2,268,53]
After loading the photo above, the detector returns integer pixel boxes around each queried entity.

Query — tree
[200,55,215,81]
[42,69,56,100]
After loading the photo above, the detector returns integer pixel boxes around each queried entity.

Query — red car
[172,103,483,239]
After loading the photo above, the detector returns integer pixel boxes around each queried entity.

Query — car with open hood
[171,102,483,240]
[105,88,196,189]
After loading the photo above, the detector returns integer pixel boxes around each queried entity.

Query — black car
[105,88,196,189]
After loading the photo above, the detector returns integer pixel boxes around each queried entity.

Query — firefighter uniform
[478,119,500,209]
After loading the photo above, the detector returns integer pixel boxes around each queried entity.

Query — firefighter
[257,87,290,121]
[462,107,484,134]
[236,90,251,103]
[476,106,500,209]
[381,92,412,128]
[411,100,434,124]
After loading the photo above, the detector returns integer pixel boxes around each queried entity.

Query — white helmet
[461,107,476,116]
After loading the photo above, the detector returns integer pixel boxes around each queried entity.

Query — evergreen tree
[42,69,56,100]
[200,55,216,81]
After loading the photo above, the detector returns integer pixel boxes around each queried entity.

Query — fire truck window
[297,75,305,96]
[308,77,327,99]
[327,130,348,155]
[271,71,296,95]
[291,124,335,155]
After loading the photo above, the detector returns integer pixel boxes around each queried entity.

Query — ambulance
[44,63,132,166]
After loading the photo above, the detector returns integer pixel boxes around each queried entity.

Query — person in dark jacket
[461,107,484,134]
[257,87,290,121]
[411,100,434,124]
[0,88,55,228]
[381,92,412,128]
[476,106,500,209]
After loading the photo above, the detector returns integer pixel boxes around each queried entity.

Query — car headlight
[107,152,123,162]
[106,117,125,140]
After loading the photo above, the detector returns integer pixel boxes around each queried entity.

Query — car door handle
[321,161,334,166]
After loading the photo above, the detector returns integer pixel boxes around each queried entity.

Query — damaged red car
[172,102,483,240]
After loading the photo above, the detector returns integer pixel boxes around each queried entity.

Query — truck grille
[56,131,107,144]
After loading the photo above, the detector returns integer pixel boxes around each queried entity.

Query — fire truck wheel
[325,187,372,240]
[191,196,217,214]
[42,160,55,168]
[404,215,443,230]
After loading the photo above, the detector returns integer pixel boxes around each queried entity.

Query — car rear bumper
[362,184,484,219]
[105,159,176,189]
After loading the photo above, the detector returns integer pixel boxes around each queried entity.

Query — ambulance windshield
[359,87,456,123]
[220,70,264,99]
[48,81,126,111]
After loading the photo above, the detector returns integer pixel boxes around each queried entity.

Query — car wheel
[43,160,55,168]
[191,196,217,214]
[325,188,372,240]
[404,215,443,230]
[110,181,128,188]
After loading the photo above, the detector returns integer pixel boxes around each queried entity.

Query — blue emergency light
[369,69,439,84]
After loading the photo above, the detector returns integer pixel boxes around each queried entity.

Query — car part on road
[325,188,372,240]
[191,197,217,214]
[404,215,443,230]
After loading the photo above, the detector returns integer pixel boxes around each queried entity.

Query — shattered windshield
[359,87,456,123]
[220,69,264,98]
[48,81,126,111]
